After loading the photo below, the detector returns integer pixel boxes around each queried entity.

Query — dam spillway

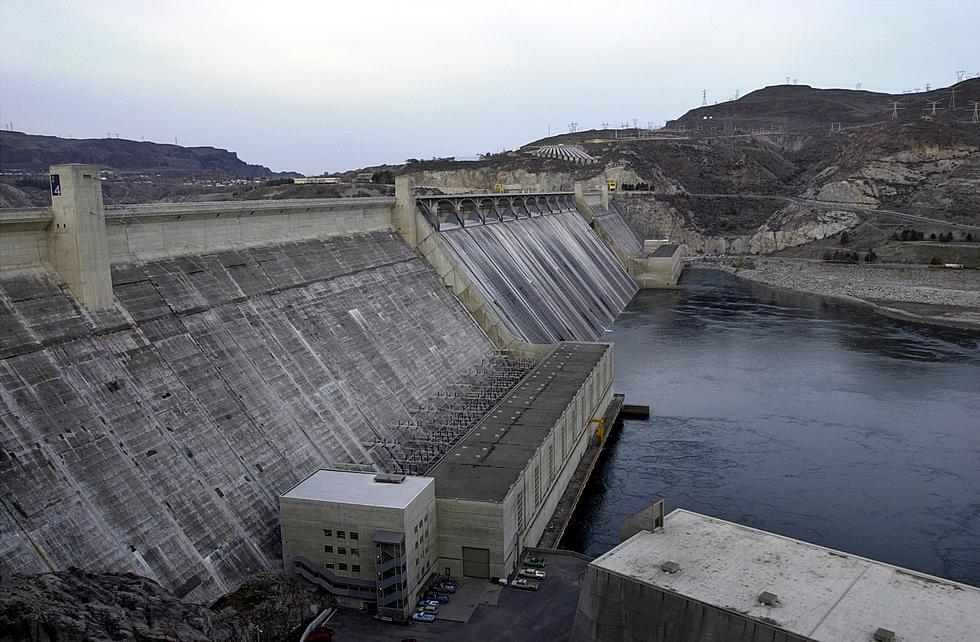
[436,211,637,344]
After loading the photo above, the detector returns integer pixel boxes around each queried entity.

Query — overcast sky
[1,0,978,174]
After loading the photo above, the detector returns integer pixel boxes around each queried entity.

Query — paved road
[625,190,980,231]
[321,551,589,642]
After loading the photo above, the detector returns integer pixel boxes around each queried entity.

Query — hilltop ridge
[0,130,274,176]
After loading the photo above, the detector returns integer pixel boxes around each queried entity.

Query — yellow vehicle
[494,183,505,193]
[607,179,618,191]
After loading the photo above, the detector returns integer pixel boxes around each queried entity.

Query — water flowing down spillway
[438,212,638,344]
[0,231,492,602]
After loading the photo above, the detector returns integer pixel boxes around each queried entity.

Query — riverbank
[694,258,980,331]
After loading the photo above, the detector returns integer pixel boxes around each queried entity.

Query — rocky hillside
[0,131,273,176]
[376,79,980,258]
[0,569,329,642]
[666,80,980,132]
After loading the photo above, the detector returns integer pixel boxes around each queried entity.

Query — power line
[887,100,905,120]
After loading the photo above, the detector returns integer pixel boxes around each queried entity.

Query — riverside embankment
[695,257,980,331]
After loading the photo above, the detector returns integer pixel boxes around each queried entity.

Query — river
[561,269,980,587]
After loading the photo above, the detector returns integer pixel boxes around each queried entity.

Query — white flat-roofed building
[574,509,980,642]
[280,470,437,621]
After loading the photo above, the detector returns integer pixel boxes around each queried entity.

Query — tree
[930,233,937,240]
[930,256,943,265]
[839,230,850,245]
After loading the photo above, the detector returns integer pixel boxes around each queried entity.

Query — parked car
[426,592,450,604]
[432,582,456,593]
[411,612,435,623]
[417,599,439,608]
[510,578,540,591]
[417,604,438,614]
[523,557,547,568]
[518,568,546,580]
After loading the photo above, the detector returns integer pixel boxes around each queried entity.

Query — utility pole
[925,83,931,92]
[970,101,980,125]
[924,100,942,116]
[887,101,904,120]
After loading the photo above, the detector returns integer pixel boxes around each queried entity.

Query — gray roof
[429,342,609,502]
[282,469,433,509]
[593,510,980,642]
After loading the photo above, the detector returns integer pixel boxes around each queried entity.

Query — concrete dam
[0,167,637,602]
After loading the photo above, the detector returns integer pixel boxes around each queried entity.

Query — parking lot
[320,550,590,641]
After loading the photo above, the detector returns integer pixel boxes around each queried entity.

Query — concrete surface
[0,231,492,603]
[574,509,980,642]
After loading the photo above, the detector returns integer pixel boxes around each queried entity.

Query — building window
[324,545,333,553]
[548,444,555,482]
[338,547,346,555]
[351,548,359,557]
[337,530,346,539]
[339,563,347,571]
[325,563,334,569]
[352,564,360,573]
[350,531,358,540]
[323,529,332,537]
[534,464,541,506]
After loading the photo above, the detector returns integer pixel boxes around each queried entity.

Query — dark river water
[562,269,980,587]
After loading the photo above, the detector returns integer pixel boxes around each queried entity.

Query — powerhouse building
[280,341,615,618]
[572,509,980,642]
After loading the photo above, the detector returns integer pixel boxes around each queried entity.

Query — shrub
[930,233,937,240]
[930,256,943,265]
[822,251,833,261]
[839,230,850,245]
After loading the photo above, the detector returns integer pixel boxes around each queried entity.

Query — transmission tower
[924,100,942,116]
[601,122,609,129]
[887,101,904,120]
[830,122,842,133]
[970,101,980,124]
[734,89,740,100]
[925,83,931,92]
[701,90,707,106]
[956,70,966,82]
[855,82,863,89]
[949,87,958,110]
[568,122,578,133]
